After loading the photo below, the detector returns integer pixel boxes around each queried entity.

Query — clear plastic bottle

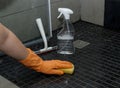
[57,8,75,54]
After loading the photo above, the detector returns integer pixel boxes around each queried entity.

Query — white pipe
[36,18,48,50]
[48,0,52,37]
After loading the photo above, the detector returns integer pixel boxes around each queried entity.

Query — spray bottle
[57,8,75,54]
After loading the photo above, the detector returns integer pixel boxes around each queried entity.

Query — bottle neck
[65,19,70,21]
[64,19,71,25]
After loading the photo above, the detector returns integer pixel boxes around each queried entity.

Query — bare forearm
[0,23,28,60]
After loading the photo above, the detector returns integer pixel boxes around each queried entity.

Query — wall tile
[0,0,51,42]
[1,6,50,42]
[80,0,105,26]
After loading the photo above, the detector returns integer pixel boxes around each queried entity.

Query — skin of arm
[0,23,28,60]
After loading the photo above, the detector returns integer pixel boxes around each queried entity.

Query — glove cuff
[18,48,43,69]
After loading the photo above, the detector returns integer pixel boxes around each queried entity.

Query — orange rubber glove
[19,48,73,75]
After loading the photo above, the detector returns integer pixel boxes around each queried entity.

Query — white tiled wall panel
[80,0,105,26]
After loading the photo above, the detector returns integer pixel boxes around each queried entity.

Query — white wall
[50,0,105,30]
[80,0,105,26]
[51,0,81,30]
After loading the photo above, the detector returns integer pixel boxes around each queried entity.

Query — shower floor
[0,21,120,88]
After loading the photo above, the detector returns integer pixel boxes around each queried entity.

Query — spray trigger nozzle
[57,13,63,19]
[57,8,73,20]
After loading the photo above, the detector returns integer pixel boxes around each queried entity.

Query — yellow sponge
[59,64,74,74]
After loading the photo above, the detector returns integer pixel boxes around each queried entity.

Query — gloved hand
[19,48,73,75]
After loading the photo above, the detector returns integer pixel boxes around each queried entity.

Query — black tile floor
[0,21,120,88]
